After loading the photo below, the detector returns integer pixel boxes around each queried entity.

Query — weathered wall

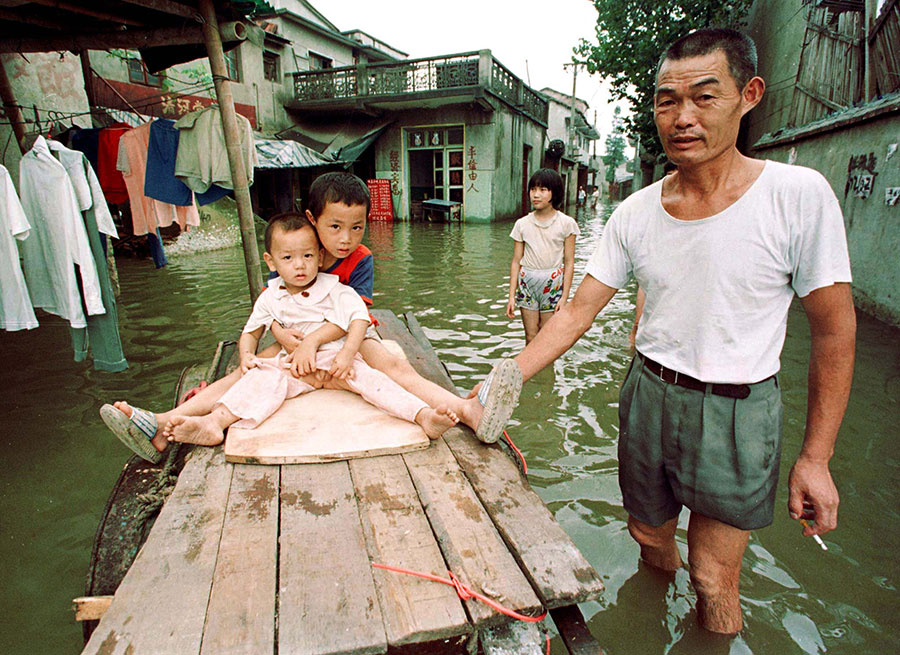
[744,0,807,145]
[0,52,91,186]
[747,0,900,325]
[374,105,544,222]
[755,116,900,326]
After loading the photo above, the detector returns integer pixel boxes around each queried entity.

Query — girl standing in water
[506,168,579,343]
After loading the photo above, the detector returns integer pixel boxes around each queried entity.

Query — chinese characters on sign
[389,150,401,196]
[466,145,478,192]
[845,153,878,200]
[160,94,206,117]
[367,179,394,221]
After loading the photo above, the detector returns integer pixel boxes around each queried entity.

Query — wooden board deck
[82,311,604,655]
[224,389,430,464]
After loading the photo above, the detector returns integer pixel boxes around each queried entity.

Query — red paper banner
[367,179,394,222]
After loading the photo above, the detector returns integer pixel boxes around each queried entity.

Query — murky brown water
[1,203,897,654]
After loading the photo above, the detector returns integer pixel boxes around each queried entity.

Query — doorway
[405,125,464,220]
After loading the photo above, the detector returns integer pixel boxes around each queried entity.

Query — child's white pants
[218,350,427,429]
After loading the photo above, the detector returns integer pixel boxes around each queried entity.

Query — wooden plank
[349,455,471,652]
[441,427,604,608]
[380,312,605,609]
[550,605,604,655]
[403,439,544,627]
[200,464,279,655]
[480,621,546,655]
[279,462,387,655]
[73,596,113,622]
[82,446,233,655]
[225,389,429,464]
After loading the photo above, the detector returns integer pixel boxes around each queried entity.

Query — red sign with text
[367,179,394,222]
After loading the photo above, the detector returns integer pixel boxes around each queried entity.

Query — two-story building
[539,88,600,207]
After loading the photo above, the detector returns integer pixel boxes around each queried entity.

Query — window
[263,51,280,82]
[127,57,162,87]
[308,51,333,70]
[224,47,241,82]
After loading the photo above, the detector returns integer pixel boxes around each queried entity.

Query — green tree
[603,107,627,184]
[574,0,752,162]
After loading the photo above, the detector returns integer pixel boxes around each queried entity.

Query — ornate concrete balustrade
[290,50,549,125]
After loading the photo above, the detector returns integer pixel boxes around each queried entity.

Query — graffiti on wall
[466,145,478,192]
[845,153,878,199]
[389,150,401,196]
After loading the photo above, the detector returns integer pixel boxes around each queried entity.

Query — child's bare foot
[164,415,226,447]
[415,406,459,440]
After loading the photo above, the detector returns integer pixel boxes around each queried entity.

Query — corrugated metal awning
[254,137,332,169]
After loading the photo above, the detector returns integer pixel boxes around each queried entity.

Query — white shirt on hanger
[18,136,105,329]
[0,164,38,331]
[46,138,118,239]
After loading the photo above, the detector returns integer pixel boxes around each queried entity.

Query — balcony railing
[291,50,548,125]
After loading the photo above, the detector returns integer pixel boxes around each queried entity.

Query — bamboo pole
[198,0,262,304]
[0,55,27,155]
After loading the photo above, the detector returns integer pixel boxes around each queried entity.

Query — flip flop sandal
[475,358,522,444]
[100,404,164,464]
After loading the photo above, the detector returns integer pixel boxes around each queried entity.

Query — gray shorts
[617,356,784,531]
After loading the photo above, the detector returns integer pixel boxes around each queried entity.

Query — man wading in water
[484,28,855,633]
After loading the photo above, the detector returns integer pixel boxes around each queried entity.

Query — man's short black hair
[307,172,370,219]
[265,211,316,252]
[658,28,758,90]
[528,168,565,210]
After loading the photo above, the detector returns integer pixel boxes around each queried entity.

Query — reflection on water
[1,203,898,654]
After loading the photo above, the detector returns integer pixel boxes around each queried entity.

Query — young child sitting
[100,174,520,461]
[101,213,459,461]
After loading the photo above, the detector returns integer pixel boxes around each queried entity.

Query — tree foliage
[603,107,627,184]
[574,0,753,162]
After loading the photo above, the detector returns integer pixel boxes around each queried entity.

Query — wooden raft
[81,310,605,655]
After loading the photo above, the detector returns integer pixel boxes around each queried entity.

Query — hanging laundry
[174,105,256,195]
[117,122,199,236]
[96,122,131,204]
[147,227,168,269]
[19,136,105,329]
[68,126,102,175]
[144,118,227,207]
[0,164,38,331]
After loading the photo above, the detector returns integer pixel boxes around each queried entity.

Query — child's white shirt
[509,211,580,270]
[244,273,370,351]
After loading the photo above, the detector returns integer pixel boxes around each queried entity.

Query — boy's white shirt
[243,272,370,351]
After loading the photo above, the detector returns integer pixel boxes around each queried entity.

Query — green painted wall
[747,1,900,326]
[373,104,544,223]
[755,119,900,326]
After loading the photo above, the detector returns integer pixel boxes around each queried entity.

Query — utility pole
[563,61,581,207]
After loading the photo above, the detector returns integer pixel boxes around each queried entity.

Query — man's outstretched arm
[514,275,618,382]
[790,282,856,535]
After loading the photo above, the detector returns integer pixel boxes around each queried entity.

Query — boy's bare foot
[110,401,167,451]
[415,406,459,440]
[164,415,226,447]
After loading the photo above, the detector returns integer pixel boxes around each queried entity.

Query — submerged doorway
[406,125,464,220]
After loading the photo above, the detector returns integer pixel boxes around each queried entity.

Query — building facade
[540,88,600,206]
[746,0,900,326]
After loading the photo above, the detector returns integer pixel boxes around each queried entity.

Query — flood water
[1,203,898,654]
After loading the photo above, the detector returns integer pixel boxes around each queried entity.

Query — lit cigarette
[800,519,828,551]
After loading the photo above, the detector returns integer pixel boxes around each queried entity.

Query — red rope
[502,429,527,475]
[372,562,547,623]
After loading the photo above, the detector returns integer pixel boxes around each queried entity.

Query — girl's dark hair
[528,168,565,209]
[307,172,370,219]
[265,211,316,252]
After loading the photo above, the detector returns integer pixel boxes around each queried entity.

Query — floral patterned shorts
[515,265,564,312]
